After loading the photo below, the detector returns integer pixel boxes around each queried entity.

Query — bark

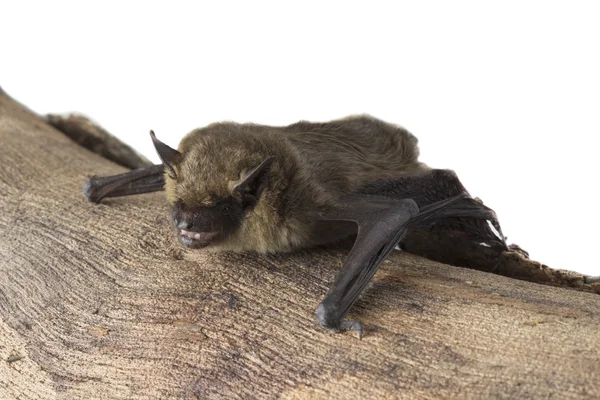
[1,87,599,399]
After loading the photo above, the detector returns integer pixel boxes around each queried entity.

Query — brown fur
[165,115,429,253]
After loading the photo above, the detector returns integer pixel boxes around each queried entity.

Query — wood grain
[1,88,599,399]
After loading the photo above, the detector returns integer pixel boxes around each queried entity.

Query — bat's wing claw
[319,319,363,339]
[339,320,363,339]
[316,303,363,339]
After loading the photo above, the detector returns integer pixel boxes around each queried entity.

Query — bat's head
[151,130,276,250]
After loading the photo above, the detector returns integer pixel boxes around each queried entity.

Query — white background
[2,1,598,275]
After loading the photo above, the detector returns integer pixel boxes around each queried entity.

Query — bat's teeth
[178,229,218,242]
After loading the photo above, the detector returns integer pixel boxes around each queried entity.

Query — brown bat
[83,115,506,337]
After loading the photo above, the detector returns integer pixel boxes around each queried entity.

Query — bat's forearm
[83,165,165,203]
[316,196,419,337]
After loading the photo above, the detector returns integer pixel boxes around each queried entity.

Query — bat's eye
[221,205,231,215]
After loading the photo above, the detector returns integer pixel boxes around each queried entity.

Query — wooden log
[1,87,599,399]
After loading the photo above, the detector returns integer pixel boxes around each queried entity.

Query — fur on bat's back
[168,115,428,252]
[281,116,428,193]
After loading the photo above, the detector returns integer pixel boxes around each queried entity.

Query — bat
[83,115,507,337]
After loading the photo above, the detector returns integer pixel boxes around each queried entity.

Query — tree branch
[1,88,598,399]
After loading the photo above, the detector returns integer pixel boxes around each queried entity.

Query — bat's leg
[83,164,165,203]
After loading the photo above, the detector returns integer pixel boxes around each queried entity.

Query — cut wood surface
[1,88,599,399]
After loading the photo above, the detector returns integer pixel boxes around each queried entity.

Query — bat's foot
[585,276,600,284]
[316,303,363,339]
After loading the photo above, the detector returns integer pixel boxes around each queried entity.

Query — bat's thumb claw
[340,320,363,339]
[316,304,364,338]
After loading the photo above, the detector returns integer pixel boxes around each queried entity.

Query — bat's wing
[316,187,501,338]
[83,165,165,203]
[359,169,506,244]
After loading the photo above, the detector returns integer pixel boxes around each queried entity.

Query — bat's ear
[231,156,276,206]
[150,130,182,179]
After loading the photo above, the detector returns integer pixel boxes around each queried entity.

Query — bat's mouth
[178,229,220,248]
